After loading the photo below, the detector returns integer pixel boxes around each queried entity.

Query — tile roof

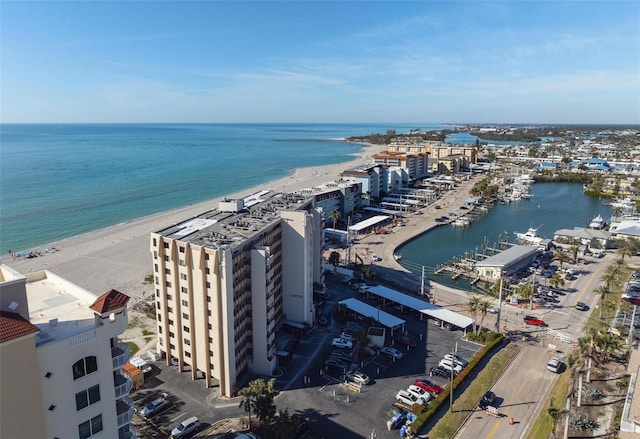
[89,289,130,315]
[0,311,39,343]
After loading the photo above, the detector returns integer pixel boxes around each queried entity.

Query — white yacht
[515,226,544,245]
[588,214,608,230]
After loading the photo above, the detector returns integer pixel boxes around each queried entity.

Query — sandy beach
[4,143,383,299]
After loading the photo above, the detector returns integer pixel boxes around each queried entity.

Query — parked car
[329,350,352,361]
[325,358,349,369]
[346,371,370,385]
[523,315,546,326]
[140,393,171,418]
[438,358,463,374]
[171,416,201,438]
[407,384,433,403]
[443,353,468,367]
[547,357,562,373]
[479,391,496,409]
[395,335,417,348]
[575,302,589,311]
[380,346,404,359]
[414,379,442,395]
[331,338,353,349]
[396,389,422,406]
[429,366,453,379]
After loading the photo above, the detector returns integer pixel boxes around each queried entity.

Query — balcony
[112,343,130,369]
[113,373,134,400]
[118,424,137,439]
[116,398,134,428]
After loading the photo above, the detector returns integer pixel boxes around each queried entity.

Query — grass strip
[424,343,520,438]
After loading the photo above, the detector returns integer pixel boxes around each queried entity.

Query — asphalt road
[454,252,613,439]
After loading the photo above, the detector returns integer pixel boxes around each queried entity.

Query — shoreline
[4,142,382,298]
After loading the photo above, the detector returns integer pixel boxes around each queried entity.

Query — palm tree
[616,241,633,261]
[238,378,280,429]
[253,378,280,426]
[477,300,491,336]
[570,245,580,263]
[467,297,480,334]
[549,273,565,289]
[270,409,299,439]
[329,209,341,236]
[328,251,341,271]
[516,283,534,309]
[553,248,571,271]
[548,396,569,439]
[238,383,257,429]
[594,285,610,319]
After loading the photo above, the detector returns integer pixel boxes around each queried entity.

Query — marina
[397,182,613,291]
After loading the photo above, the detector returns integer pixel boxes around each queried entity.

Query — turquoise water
[0,123,446,254]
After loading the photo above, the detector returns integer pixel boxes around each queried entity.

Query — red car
[414,379,442,395]
[395,335,417,348]
[524,315,546,326]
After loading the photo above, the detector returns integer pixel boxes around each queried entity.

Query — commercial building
[0,265,134,439]
[475,245,540,281]
[150,190,323,397]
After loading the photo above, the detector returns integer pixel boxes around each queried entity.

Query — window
[154,264,158,272]
[72,356,97,380]
[183,326,189,333]
[184,339,190,345]
[208,337,213,343]
[163,242,169,249]
[180,273,187,280]
[182,313,189,320]
[179,247,185,253]
[165,281,172,288]
[207,296,211,303]
[165,268,171,275]
[153,250,158,259]
[164,255,169,261]
[179,259,186,266]
[75,385,100,410]
[181,299,188,306]
[208,310,212,316]
[181,287,188,294]
[206,282,211,288]
[206,267,210,274]
[185,352,191,358]
[153,238,157,246]
[78,414,103,439]
[169,332,175,338]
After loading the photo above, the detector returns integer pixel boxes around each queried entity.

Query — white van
[130,357,152,374]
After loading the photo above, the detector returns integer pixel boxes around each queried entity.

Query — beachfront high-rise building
[150,190,323,397]
[0,265,135,439]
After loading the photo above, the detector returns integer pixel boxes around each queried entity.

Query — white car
[443,353,468,367]
[396,389,422,406]
[171,416,201,438]
[407,384,433,404]
[331,337,353,349]
[346,371,370,385]
[438,358,463,374]
[380,346,404,359]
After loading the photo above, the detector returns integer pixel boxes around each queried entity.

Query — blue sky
[2,1,639,124]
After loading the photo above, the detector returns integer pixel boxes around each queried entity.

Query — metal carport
[337,298,405,331]
[366,285,473,331]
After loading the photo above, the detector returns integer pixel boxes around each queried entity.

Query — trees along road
[454,253,613,439]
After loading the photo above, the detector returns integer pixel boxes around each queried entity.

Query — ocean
[0,123,448,254]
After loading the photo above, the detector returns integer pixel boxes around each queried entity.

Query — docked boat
[394,253,402,261]
[515,226,544,245]
[588,214,608,230]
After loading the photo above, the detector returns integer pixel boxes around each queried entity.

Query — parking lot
[128,272,479,439]
[272,273,480,439]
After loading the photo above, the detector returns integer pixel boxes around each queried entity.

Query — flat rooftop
[26,271,98,347]
[154,190,313,249]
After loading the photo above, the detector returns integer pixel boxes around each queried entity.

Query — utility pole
[496,278,503,333]
[420,266,425,297]
[346,216,352,265]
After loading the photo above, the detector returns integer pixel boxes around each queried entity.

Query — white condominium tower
[150,190,324,397]
[0,265,135,439]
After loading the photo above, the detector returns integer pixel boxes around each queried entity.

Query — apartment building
[298,181,362,225]
[0,265,134,439]
[342,164,389,203]
[150,190,323,397]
